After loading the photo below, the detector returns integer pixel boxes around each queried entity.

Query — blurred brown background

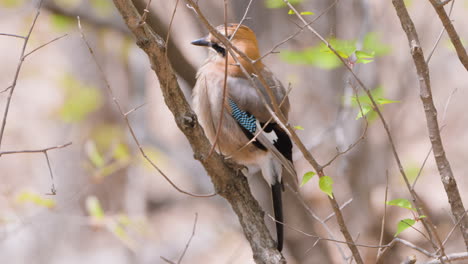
[0,0,467,263]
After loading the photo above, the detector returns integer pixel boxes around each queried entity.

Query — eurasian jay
[191,23,294,252]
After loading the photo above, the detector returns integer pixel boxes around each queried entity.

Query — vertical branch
[392,0,468,250]
[427,0,468,71]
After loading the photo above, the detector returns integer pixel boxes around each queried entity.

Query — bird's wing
[228,95,296,178]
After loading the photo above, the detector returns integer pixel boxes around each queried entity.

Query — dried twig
[0,142,72,194]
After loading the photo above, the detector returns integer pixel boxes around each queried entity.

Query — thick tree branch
[392,0,468,250]
[111,0,285,263]
[427,0,468,71]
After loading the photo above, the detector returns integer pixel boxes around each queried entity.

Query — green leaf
[356,105,372,120]
[403,0,413,7]
[355,50,375,64]
[50,14,74,32]
[319,176,334,198]
[86,141,105,168]
[16,191,56,209]
[405,164,421,183]
[59,75,102,122]
[395,218,416,236]
[363,32,391,56]
[387,198,415,211]
[294,125,304,130]
[0,0,25,8]
[301,171,316,187]
[280,47,342,69]
[321,38,356,59]
[287,9,314,16]
[86,196,105,220]
[377,98,400,105]
[90,0,113,16]
[113,143,130,161]
[265,0,302,8]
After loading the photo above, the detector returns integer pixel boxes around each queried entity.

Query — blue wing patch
[229,99,257,134]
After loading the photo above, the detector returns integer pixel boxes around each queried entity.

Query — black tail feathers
[272,182,283,251]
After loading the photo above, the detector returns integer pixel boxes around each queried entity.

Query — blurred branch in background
[43,0,198,87]
[426,0,468,71]
[77,16,215,198]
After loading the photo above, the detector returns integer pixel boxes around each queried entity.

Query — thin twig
[160,256,176,264]
[138,0,152,26]
[0,142,72,195]
[0,33,26,39]
[257,0,340,62]
[412,88,457,188]
[323,198,353,223]
[77,16,215,198]
[286,184,348,261]
[231,0,254,40]
[376,171,389,261]
[0,142,72,156]
[427,0,468,71]
[177,213,198,264]
[426,0,455,64]
[23,34,68,59]
[0,0,44,149]
[207,0,229,158]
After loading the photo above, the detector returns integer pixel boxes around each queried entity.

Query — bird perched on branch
[191,23,295,252]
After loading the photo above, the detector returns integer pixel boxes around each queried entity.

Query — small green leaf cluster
[86,196,145,249]
[265,0,303,9]
[350,86,400,120]
[386,198,426,236]
[280,33,391,70]
[300,171,334,198]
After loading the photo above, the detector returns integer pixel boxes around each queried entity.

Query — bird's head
[191,24,263,76]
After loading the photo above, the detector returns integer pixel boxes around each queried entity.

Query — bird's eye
[227,35,232,39]
[211,43,226,57]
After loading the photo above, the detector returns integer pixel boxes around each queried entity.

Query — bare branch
[427,0,468,71]
[0,0,44,149]
[425,252,468,264]
[23,34,68,59]
[392,0,468,250]
[376,171,389,262]
[0,142,72,195]
[177,213,198,264]
[0,33,25,39]
[0,142,72,156]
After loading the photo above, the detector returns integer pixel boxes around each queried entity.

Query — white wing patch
[256,120,278,143]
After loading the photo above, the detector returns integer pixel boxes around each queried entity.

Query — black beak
[191,37,211,47]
